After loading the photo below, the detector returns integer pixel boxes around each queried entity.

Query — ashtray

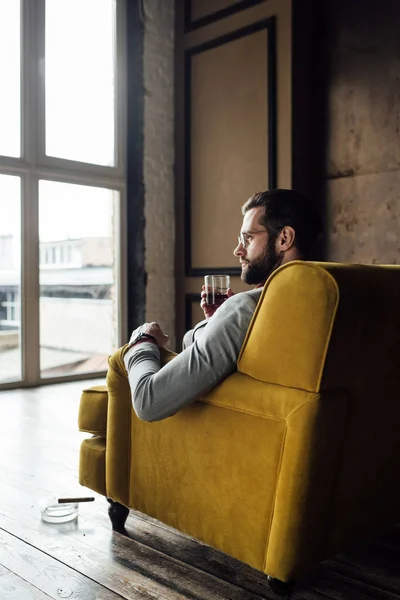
[40,496,94,523]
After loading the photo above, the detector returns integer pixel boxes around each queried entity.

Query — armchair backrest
[238,261,400,395]
[238,261,400,553]
[238,261,339,391]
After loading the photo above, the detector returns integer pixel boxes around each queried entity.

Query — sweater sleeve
[124,292,258,422]
[182,318,208,349]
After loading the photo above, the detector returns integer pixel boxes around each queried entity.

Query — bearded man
[123,189,322,421]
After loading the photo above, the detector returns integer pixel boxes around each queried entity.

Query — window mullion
[115,0,127,172]
[22,0,42,165]
[21,173,40,385]
[36,0,46,164]
[20,0,41,384]
[116,186,127,347]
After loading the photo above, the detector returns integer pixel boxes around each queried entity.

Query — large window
[0,0,126,388]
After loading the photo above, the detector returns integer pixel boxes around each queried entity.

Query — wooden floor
[1,380,400,600]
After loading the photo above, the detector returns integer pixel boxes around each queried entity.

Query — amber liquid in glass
[213,292,229,306]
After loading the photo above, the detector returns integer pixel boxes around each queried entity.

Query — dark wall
[314,0,400,263]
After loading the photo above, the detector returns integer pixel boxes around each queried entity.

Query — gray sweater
[124,288,263,421]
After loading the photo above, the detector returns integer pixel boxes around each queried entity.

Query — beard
[241,233,283,285]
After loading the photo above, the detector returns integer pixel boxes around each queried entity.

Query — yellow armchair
[78,261,400,589]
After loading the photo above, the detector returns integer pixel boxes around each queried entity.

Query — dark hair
[242,189,322,259]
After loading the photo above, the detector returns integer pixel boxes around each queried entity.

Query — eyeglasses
[237,229,267,249]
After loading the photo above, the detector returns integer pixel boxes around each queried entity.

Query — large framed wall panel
[185,19,276,276]
[185,0,267,32]
[175,0,313,344]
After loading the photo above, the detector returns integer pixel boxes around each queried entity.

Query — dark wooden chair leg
[107,497,129,530]
[267,576,294,596]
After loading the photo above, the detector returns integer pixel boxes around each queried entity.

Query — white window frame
[0,0,127,389]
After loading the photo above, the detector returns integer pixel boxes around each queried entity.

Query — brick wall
[315,0,400,264]
[143,0,176,347]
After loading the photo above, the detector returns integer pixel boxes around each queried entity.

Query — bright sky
[0,175,116,268]
[0,0,20,157]
[39,180,115,242]
[46,0,115,165]
[0,0,117,267]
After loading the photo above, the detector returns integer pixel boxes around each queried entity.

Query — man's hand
[129,322,169,347]
[200,286,234,319]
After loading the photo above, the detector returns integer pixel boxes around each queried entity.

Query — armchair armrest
[78,385,108,497]
[201,371,318,420]
[78,385,108,435]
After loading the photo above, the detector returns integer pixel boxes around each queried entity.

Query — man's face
[233,207,283,285]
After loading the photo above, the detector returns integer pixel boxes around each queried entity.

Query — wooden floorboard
[1,380,400,599]
[0,529,127,600]
[0,505,268,600]
[324,543,400,596]
[0,564,53,600]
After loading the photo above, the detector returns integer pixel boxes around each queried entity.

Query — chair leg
[267,575,294,596]
[107,497,129,530]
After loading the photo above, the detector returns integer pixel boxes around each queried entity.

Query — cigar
[57,497,95,504]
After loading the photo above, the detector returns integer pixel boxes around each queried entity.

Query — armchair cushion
[79,436,107,496]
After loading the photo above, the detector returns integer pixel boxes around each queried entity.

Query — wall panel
[185,19,276,275]
[175,0,313,343]
[186,0,266,32]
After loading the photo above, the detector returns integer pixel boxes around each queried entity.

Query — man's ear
[277,226,296,252]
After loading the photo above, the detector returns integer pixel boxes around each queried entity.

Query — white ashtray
[40,496,94,523]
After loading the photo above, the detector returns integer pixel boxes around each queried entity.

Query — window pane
[39,181,118,378]
[0,174,21,383]
[45,0,116,166]
[0,0,20,157]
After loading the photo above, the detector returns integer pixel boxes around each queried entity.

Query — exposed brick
[143,0,176,348]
